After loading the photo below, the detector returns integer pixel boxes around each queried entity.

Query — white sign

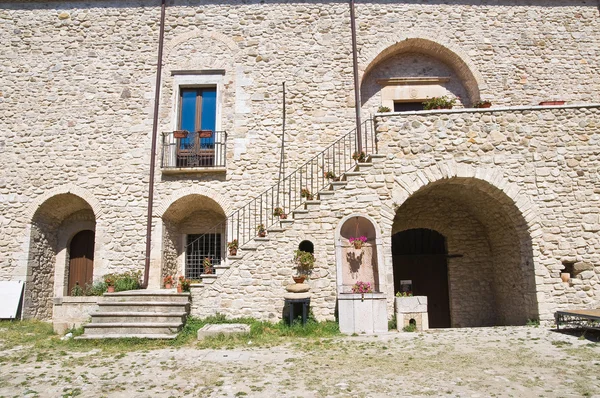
[0,281,25,319]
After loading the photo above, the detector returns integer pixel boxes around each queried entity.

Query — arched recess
[336,215,383,294]
[161,194,227,280]
[392,177,538,327]
[25,193,96,320]
[360,37,485,111]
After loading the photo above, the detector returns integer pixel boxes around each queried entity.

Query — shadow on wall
[339,216,380,293]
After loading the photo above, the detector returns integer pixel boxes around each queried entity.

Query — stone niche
[336,215,386,334]
[378,77,451,110]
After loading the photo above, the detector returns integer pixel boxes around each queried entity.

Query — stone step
[292,209,309,219]
[76,333,178,340]
[355,162,374,171]
[343,171,367,181]
[304,200,321,210]
[317,190,335,200]
[101,291,190,304]
[82,322,183,336]
[201,274,218,284]
[280,219,295,228]
[369,154,386,161]
[98,301,189,313]
[90,312,187,324]
[330,181,348,191]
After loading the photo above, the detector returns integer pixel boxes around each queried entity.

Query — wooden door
[68,230,95,294]
[392,229,451,328]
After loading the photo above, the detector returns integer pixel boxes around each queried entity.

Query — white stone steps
[101,291,190,303]
[82,322,183,336]
[330,181,348,190]
[76,333,178,340]
[91,312,187,323]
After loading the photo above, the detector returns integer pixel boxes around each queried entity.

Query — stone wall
[0,1,599,322]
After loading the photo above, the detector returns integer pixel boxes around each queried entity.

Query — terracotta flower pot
[280,214,287,219]
[173,130,188,139]
[107,286,115,293]
[293,276,306,284]
[165,283,172,289]
[229,248,238,256]
[258,231,266,238]
[353,240,363,249]
[177,285,183,293]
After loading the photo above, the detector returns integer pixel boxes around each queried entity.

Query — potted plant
[198,129,213,138]
[178,275,191,293]
[203,257,213,275]
[273,207,287,219]
[173,130,189,139]
[377,105,391,113]
[228,239,239,256]
[293,250,315,282]
[104,274,116,293]
[422,96,456,110]
[300,188,313,200]
[349,236,368,250]
[256,224,267,237]
[473,100,492,108]
[324,171,339,182]
[352,151,366,163]
[352,281,373,294]
[163,275,174,289]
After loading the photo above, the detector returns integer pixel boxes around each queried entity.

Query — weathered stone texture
[0,1,599,322]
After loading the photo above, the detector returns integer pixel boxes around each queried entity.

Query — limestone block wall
[0,0,599,321]
[375,105,600,320]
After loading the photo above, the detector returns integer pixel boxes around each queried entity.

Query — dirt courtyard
[1,325,599,398]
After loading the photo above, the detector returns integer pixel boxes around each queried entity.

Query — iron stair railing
[183,119,376,276]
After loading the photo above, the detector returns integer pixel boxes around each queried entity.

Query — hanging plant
[349,236,368,250]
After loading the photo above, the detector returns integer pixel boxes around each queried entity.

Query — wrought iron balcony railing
[161,130,227,169]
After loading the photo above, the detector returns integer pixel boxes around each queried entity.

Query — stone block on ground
[197,323,251,340]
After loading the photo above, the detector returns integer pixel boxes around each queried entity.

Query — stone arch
[360,35,486,107]
[163,28,240,58]
[335,214,385,294]
[391,171,539,327]
[24,185,102,221]
[25,193,97,320]
[155,187,234,218]
[160,192,228,281]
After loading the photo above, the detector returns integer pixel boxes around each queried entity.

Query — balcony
[161,130,227,173]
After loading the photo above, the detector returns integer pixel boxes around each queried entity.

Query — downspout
[349,0,362,152]
[142,0,167,289]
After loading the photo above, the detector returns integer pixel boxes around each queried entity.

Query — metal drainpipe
[142,0,167,289]
[349,0,362,152]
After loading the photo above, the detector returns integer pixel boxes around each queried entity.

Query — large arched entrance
[26,193,96,320]
[392,178,538,327]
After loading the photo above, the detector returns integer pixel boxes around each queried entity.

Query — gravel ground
[1,326,599,398]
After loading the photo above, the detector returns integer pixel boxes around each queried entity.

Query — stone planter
[338,293,387,335]
[395,296,428,332]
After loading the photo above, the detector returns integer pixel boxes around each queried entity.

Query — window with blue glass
[177,87,217,167]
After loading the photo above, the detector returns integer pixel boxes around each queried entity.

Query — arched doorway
[392,177,538,327]
[68,230,95,295]
[162,194,226,280]
[26,193,96,320]
[392,228,450,328]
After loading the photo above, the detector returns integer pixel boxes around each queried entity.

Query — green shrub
[84,282,107,296]
[402,323,417,332]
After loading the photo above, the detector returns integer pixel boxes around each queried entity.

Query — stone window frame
[166,70,226,169]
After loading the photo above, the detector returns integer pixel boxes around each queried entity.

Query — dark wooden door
[68,230,95,294]
[392,229,451,328]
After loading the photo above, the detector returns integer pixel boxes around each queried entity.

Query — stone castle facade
[1,0,599,327]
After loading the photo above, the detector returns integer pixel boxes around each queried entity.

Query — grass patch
[0,315,340,354]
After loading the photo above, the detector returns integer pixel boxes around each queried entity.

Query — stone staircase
[77,290,190,339]
[192,154,385,288]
